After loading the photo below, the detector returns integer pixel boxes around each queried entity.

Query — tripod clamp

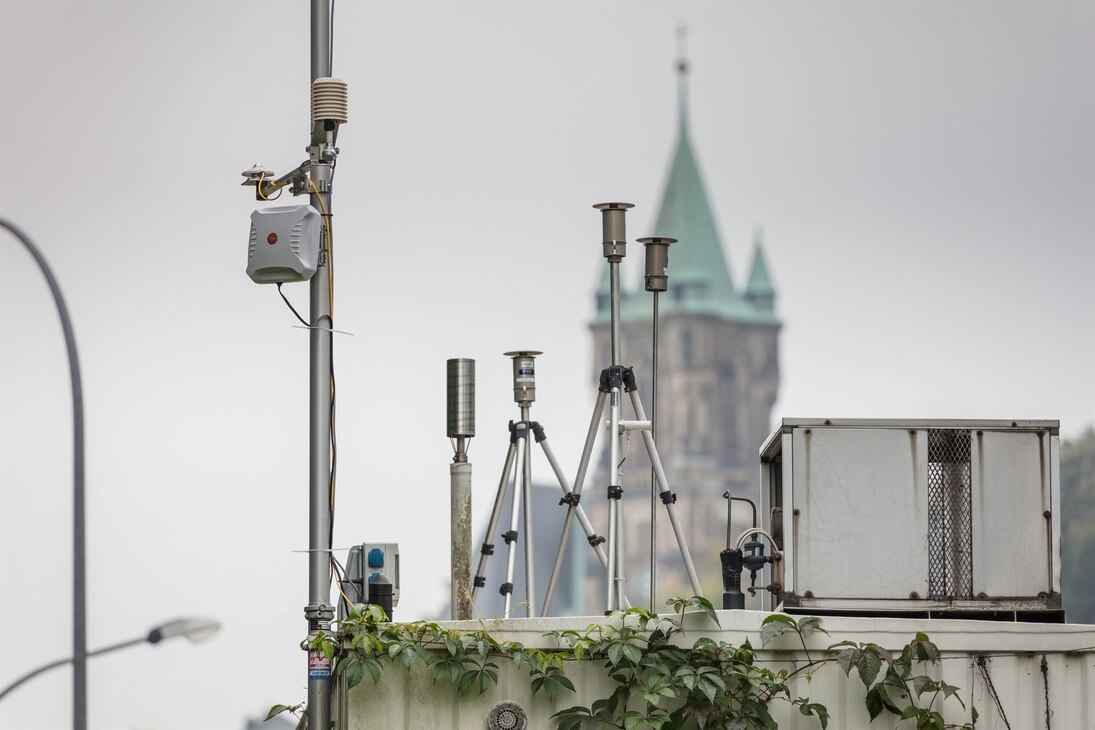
[598,366,638,394]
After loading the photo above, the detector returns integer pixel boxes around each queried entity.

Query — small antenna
[676,23,689,75]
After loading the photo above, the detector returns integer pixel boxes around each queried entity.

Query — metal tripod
[471,352,615,618]
[542,203,703,615]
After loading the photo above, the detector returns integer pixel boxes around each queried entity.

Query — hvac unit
[758,419,1063,621]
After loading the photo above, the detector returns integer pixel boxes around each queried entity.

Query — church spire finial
[676,24,689,134]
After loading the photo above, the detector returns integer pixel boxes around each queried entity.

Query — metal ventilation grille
[927,429,973,598]
[290,220,304,255]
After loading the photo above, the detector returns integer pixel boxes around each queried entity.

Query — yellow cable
[334,565,355,609]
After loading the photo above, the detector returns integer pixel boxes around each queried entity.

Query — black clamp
[659,490,677,505]
[473,576,486,588]
[608,485,623,500]
[499,582,513,596]
[510,421,530,442]
[559,493,581,507]
[621,366,638,393]
[531,421,547,442]
[481,542,495,556]
[502,530,518,545]
[587,534,606,547]
[598,366,625,393]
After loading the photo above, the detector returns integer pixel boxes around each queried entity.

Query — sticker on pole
[309,648,332,681]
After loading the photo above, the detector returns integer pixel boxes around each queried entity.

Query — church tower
[588,55,780,597]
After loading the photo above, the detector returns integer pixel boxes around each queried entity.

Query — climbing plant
[268,597,972,730]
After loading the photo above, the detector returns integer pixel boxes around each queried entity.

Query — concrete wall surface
[337,611,1095,729]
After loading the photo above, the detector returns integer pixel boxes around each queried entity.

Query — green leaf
[856,647,883,687]
[865,686,885,721]
[688,596,720,627]
[797,615,828,638]
[912,675,937,697]
[759,614,797,647]
[340,658,365,689]
[363,657,382,683]
[265,704,295,721]
[836,647,859,677]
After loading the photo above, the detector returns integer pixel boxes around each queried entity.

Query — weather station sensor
[246,205,323,284]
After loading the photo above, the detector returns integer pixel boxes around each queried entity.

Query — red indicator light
[267,232,278,245]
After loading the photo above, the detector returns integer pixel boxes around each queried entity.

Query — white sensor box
[246,205,322,284]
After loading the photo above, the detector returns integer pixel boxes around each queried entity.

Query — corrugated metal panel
[338,612,1095,729]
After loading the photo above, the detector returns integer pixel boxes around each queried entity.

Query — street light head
[146,617,221,645]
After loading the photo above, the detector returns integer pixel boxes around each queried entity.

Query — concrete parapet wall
[338,611,1095,729]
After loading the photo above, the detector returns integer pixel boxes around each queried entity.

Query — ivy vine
[268,597,973,730]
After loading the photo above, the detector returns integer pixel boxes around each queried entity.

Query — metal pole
[0,220,85,730]
[594,202,631,613]
[307,2,334,729]
[450,461,473,620]
[640,235,674,613]
[520,408,536,617]
[650,291,659,612]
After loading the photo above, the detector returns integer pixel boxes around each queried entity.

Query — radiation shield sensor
[246,205,323,284]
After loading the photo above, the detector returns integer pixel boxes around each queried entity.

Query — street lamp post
[0,218,88,727]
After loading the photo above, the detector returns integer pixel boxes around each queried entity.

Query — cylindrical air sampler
[640,237,676,292]
[447,358,476,448]
[446,358,475,620]
[595,202,633,261]
[504,351,542,406]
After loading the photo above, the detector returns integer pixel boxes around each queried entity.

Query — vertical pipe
[311,0,330,80]
[650,291,659,612]
[450,461,473,620]
[610,263,621,367]
[307,3,333,730]
[520,407,536,617]
[607,381,620,611]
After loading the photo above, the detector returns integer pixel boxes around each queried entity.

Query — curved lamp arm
[0,618,219,703]
[0,218,87,724]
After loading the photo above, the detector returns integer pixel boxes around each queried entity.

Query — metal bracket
[559,493,581,507]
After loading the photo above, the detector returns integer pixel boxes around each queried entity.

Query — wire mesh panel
[927,429,973,598]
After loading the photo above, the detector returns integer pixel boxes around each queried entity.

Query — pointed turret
[649,52,741,316]
[744,228,776,313]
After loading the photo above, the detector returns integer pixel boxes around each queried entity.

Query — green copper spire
[594,45,779,326]
[648,49,744,319]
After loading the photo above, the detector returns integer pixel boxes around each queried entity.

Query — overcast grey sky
[2,1,1092,727]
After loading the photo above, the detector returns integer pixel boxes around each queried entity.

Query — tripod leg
[607,385,623,612]
[521,430,536,617]
[541,392,606,615]
[471,439,518,602]
[502,432,527,617]
[628,389,704,597]
[538,432,629,614]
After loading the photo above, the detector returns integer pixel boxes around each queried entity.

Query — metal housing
[246,205,322,284]
[758,418,1063,621]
